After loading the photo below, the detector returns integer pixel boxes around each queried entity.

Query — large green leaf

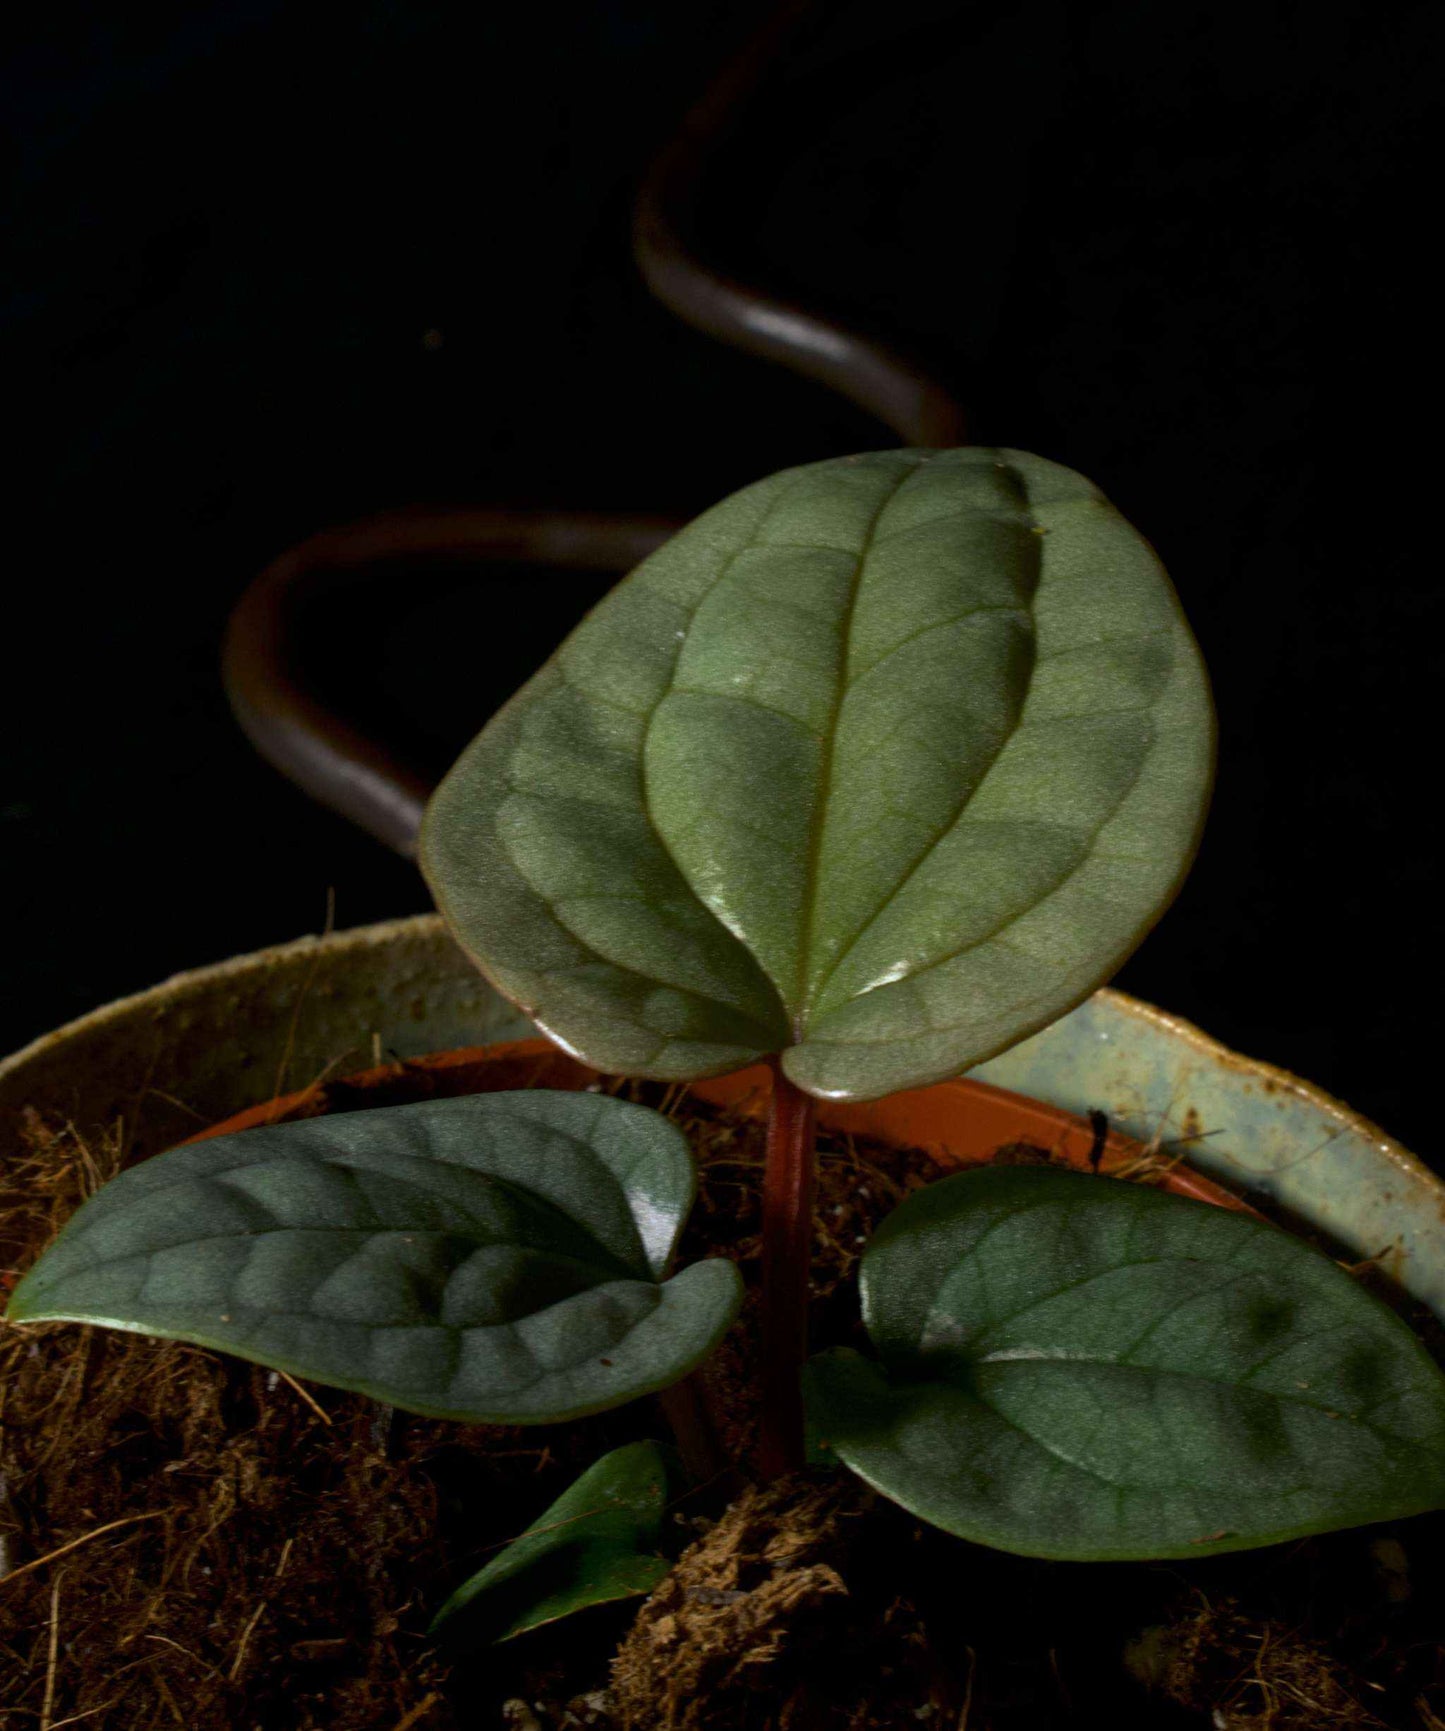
[421,448,1213,1100]
[805,1167,1445,1559]
[7,1094,742,1424]
[430,1440,673,1639]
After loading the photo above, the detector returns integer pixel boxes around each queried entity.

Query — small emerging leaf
[422,448,1213,1100]
[430,1440,673,1639]
[7,1094,742,1424]
[805,1167,1445,1559]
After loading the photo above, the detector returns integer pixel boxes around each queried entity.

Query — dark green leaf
[421,448,1213,1100]
[430,1440,673,1639]
[7,1094,742,1424]
[805,1167,1445,1558]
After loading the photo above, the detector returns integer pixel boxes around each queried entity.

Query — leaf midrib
[945,1375,1320,1500]
[501,453,1175,1053]
[797,757,1169,1044]
[15,1309,659,1414]
[38,1144,654,1286]
[520,479,839,1045]
[795,459,923,1026]
[886,1230,1422,1440]
[61,1222,640,1287]
[510,453,1058,1042]
[900,1325,1420,1445]
[801,464,1052,1020]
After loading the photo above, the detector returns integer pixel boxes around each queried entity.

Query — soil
[2,1065,1444,1730]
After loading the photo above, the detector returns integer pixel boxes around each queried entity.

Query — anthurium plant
[11,450,1445,1637]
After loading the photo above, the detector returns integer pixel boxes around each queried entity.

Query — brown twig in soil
[0,1510,167,1591]
[278,1369,333,1425]
[225,1534,296,1683]
[956,1646,977,1729]
[387,1692,442,1731]
[475,1444,555,1468]
[41,1703,117,1729]
[226,1598,268,1683]
[178,1468,242,1584]
[143,1633,224,1680]
[31,1334,94,1463]
[827,1136,905,1203]
[153,1672,188,1727]
[40,1569,63,1731]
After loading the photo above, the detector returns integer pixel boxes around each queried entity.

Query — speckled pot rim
[3,914,1442,1319]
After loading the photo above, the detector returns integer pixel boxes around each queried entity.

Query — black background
[3,2,1441,1156]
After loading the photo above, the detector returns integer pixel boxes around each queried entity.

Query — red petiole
[758,1058,818,1478]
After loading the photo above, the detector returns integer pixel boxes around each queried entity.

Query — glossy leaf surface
[430,1440,672,1639]
[805,1167,1445,1559]
[8,1094,742,1423]
[422,448,1213,1100]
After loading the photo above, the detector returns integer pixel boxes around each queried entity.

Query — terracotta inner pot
[185,1036,1252,1217]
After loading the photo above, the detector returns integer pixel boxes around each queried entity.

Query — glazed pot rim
[4,914,1442,1319]
[0,916,1412,1182]
[184,1034,1256,1217]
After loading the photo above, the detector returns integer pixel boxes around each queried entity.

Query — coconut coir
[3,1076,1444,1729]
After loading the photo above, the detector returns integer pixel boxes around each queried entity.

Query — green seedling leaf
[422,447,1213,1100]
[430,1439,674,1640]
[7,1093,742,1424]
[805,1167,1445,1559]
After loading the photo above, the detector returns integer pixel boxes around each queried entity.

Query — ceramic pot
[183,1035,1250,1220]
[3,914,1442,1318]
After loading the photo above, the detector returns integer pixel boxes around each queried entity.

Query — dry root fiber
[0,1089,950,1730]
[0,1110,631,1730]
[1126,1595,1390,1730]
[611,1476,853,1728]
[7,1081,1435,1731]
[610,1475,952,1731]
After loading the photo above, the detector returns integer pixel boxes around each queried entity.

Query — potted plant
[6,447,1444,1729]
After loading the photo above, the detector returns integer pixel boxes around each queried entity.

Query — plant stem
[758,1058,818,1479]
[658,1373,732,1489]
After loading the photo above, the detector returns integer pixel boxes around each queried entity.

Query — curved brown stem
[225,6,969,843]
[758,1058,818,1478]
[221,509,678,856]
[634,0,968,449]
